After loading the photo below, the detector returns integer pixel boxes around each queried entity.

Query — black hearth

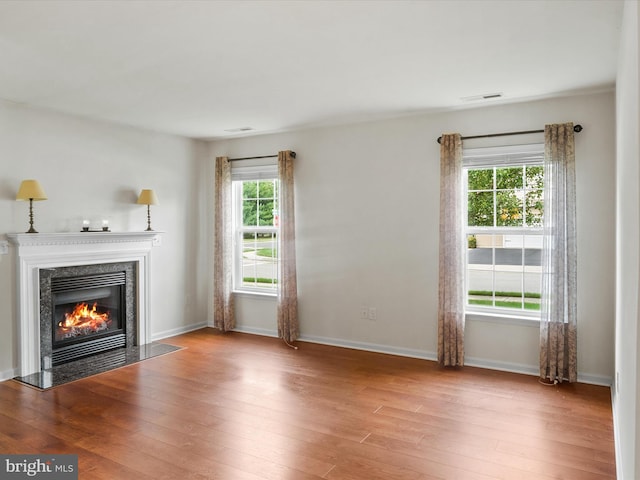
[39,262,137,368]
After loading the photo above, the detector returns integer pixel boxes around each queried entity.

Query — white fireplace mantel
[8,231,160,376]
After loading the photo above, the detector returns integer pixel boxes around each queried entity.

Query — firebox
[51,272,126,365]
[40,262,137,368]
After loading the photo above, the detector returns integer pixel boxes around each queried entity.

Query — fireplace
[8,231,157,377]
[39,262,137,368]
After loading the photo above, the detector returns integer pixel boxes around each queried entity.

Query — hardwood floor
[0,328,615,479]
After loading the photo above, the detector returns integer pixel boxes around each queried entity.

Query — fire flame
[57,302,111,339]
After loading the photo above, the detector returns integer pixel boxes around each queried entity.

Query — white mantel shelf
[7,231,161,247]
[8,231,161,377]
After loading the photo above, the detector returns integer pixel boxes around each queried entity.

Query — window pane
[467,234,495,307]
[496,191,523,226]
[526,165,544,189]
[495,236,524,309]
[243,199,258,227]
[243,181,258,199]
[257,199,275,226]
[241,232,278,289]
[258,180,274,198]
[495,246,523,265]
[496,167,523,189]
[494,268,524,309]
[468,169,493,190]
[523,234,542,311]
[242,181,258,227]
[525,190,543,226]
[468,191,494,226]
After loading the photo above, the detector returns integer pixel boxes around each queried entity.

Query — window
[231,164,279,294]
[464,144,544,317]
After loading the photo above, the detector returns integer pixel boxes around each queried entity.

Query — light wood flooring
[0,328,616,479]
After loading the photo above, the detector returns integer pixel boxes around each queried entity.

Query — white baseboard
[465,355,539,376]
[465,356,612,386]
[298,333,437,362]
[611,388,623,480]
[151,322,208,342]
[231,325,279,338]
[577,372,613,387]
[232,328,611,386]
[0,367,18,382]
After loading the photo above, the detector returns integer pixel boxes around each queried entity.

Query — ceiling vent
[460,92,504,102]
[224,127,254,133]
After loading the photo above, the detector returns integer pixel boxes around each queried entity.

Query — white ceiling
[0,0,624,139]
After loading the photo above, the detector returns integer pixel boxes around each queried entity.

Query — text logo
[0,455,77,479]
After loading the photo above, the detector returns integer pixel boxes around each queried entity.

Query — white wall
[209,91,616,384]
[0,102,209,380]
[614,2,640,479]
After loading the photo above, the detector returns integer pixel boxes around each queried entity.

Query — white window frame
[463,143,544,320]
[231,163,279,296]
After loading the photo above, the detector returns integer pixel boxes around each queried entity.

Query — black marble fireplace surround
[39,261,137,368]
[13,261,181,390]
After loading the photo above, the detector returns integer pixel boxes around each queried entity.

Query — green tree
[525,166,543,226]
[242,180,278,227]
[467,166,543,227]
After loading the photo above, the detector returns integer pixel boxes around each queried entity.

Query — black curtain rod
[228,152,297,161]
[436,124,583,144]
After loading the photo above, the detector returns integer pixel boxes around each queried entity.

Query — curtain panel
[438,133,465,366]
[277,150,299,343]
[540,123,577,383]
[213,156,235,332]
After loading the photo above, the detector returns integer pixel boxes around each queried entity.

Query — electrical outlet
[152,235,162,247]
[368,307,377,321]
[0,241,8,255]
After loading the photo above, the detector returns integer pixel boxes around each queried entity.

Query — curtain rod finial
[437,136,442,144]
[573,124,583,133]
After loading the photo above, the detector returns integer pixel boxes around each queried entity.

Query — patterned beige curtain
[213,156,235,332]
[438,134,465,366]
[540,123,577,383]
[277,150,299,344]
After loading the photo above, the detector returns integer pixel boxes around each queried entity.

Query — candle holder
[81,219,110,232]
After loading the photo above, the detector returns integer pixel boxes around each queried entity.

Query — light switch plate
[0,241,8,255]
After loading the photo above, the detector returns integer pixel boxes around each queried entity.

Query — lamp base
[145,204,153,231]
[26,199,38,233]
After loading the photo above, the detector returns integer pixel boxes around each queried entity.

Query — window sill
[233,290,277,299]
[466,310,540,327]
